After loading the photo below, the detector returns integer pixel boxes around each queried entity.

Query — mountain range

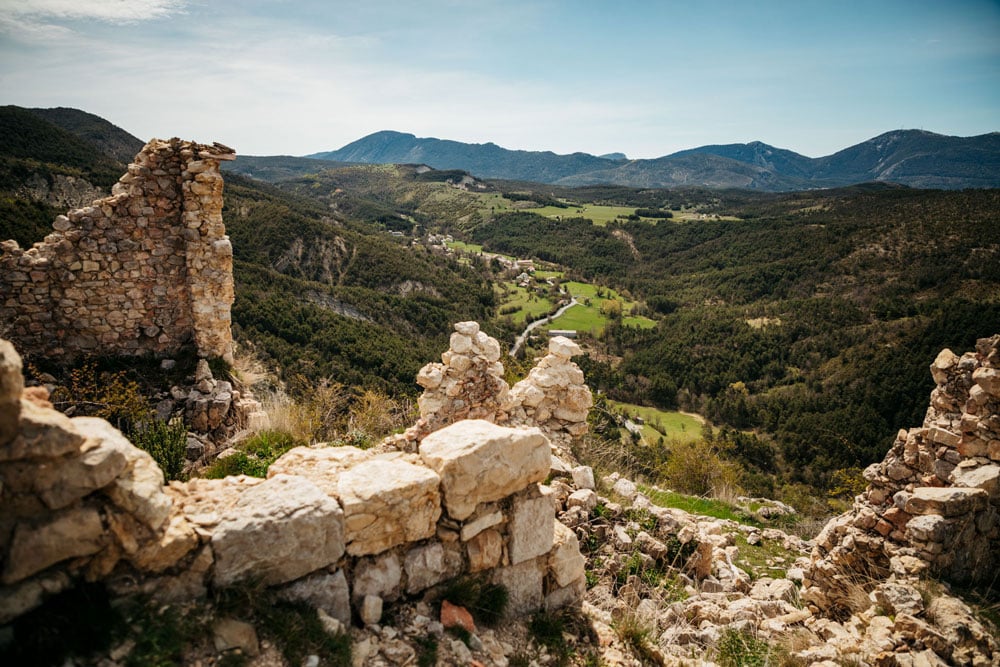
[310,129,1000,191]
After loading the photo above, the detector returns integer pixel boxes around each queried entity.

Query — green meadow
[609,400,705,444]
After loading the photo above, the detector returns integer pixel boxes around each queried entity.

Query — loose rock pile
[0,138,236,362]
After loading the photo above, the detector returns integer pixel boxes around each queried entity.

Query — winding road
[509,298,579,357]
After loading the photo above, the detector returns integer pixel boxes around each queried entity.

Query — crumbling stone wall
[1,138,236,362]
[0,334,586,626]
[804,335,1000,613]
[396,322,592,457]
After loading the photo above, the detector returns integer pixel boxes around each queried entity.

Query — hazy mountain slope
[223,155,350,181]
[0,105,124,187]
[668,140,816,178]
[28,107,145,164]
[313,129,1000,190]
[309,130,622,183]
[552,153,815,190]
[812,129,1000,189]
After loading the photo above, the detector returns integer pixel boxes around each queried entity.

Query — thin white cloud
[0,0,187,23]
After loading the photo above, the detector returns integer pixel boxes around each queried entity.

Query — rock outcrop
[0,138,236,362]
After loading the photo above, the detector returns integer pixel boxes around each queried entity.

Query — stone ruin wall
[0,327,592,626]
[804,334,1000,614]
[1,138,236,362]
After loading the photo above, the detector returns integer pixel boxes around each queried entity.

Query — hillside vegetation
[0,106,495,396]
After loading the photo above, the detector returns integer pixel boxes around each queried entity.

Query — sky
[0,0,998,159]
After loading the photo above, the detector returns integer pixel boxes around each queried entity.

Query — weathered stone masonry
[1,139,235,362]
[0,330,589,626]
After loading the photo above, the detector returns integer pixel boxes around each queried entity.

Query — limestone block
[84,421,172,532]
[213,618,259,657]
[131,513,199,573]
[1,399,84,462]
[0,570,71,625]
[492,558,544,617]
[927,426,960,447]
[612,477,638,500]
[404,541,463,594]
[360,595,382,625]
[3,506,105,584]
[905,514,949,543]
[278,569,351,626]
[0,339,22,447]
[460,508,504,541]
[545,576,585,612]
[509,488,555,565]
[874,583,924,617]
[267,445,368,497]
[549,521,585,588]
[973,366,1000,397]
[467,528,503,572]
[337,456,441,556]
[950,464,1000,497]
[904,486,988,517]
[566,488,598,512]
[212,474,344,586]
[419,419,549,520]
[548,336,582,359]
[352,552,402,602]
[35,427,130,510]
[572,465,595,490]
[930,349,959,385]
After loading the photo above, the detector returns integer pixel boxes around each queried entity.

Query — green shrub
[203,430,302,479]
[132,418,188,482]
[715,628,775,667]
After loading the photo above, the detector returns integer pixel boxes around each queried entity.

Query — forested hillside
[0,106,494,395]
[471,186,1000,489]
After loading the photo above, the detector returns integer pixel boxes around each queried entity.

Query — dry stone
[212,474,344,586]
[267,445,369,496]
[0,139,235,362]
[3,506,105,584]
[549,521,585,588]
[278,569,351,626]
[0,339,22,447]
[493,558,545,617]
[404,541,463,594]
[409,322,509,439]
[337,456,441,556]
[1,399,84,462]
[419,419,549,520]
[508,488,555,564]
[352,552,402,602]
[805,335,1000,610]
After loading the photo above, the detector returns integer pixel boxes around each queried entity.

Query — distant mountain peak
[306,128,999,191]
